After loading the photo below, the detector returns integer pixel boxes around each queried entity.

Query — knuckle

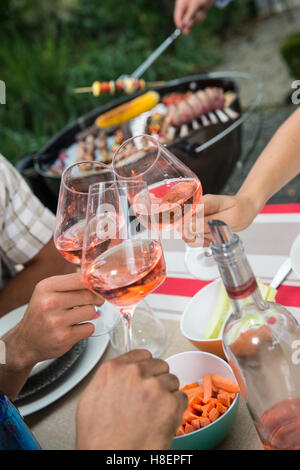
[39,294,56,313]
[101,359,118,377]
[145,376,162,396]
[126,362,143,380]
[54,329,69,347]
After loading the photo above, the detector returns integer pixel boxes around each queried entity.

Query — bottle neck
[212,237,268,314]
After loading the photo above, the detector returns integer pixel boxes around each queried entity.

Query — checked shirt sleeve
[0,155,55,267]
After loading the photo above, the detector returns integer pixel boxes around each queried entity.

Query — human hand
[76,349,188,450]
[174,0,214,34]
[9,273,104,368]
[203,193,258,245]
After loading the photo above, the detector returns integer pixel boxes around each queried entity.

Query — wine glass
[54,160,120,336]
[81,180,167,353]
[112,134,217,279]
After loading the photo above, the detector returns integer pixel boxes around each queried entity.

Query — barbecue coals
[46,86,238,176]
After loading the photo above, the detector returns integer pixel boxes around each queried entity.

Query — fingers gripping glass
[54,161,120,336]
[81,180,167,353]
[112,134,215,279]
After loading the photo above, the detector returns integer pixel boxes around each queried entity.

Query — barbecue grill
[17,71,263,213]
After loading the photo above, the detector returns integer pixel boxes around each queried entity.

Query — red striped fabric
[155,277,300,308]
[154,203,300,307]
[260,203,300,214]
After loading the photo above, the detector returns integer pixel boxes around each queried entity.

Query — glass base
[185,246,220,280]
[108,300,167,358]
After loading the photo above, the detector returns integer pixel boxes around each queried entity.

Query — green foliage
[281,32,300,78]
[0,0,252,164]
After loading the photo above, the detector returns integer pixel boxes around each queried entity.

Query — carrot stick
[175,425,185,436]
[189,395,203,407]
[185,423,197,434]
[183,407,200,424]
[183,386,204,397]
[208,407,220,422]
[217,392,231,407]
[203,374,212,403]
[216,402,228,414]
[201,402,215,418]
[211,374,240,394]
[181,382,200,391]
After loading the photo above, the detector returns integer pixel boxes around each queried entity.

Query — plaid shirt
[0,154,55,287]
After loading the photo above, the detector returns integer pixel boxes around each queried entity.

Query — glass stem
[119,306,136,353]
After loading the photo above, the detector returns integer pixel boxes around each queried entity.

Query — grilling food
[95,90,160,128]
[46,85,238,176]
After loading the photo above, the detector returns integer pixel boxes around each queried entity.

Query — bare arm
[0,238,75,317]
[203,107,300,240]
[237,106,300,213]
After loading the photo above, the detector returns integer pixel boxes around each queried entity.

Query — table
[25,204,300,450]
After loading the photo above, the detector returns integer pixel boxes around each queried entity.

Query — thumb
[202,194,223,217]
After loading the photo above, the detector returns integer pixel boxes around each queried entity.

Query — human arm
[173,0,231,34]
[76,349,188,450]
[0,273,102,400]
[203,107,300,242]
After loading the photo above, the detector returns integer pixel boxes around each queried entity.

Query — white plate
[0,303,112,416]
[290,233,300,279]
[18,330,109,417]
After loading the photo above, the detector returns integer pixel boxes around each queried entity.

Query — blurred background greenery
[0,0,256,164]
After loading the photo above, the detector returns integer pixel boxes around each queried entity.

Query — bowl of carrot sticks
[167,350,240,450]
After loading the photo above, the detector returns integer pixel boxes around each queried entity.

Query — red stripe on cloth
[155,277,300,308]
[155,277,212,297]
[261,203,300,214]
[276,285,300,308]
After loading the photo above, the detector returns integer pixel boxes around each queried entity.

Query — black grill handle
[174,141,205,157]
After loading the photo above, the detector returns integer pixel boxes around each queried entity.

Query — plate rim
[18,333,109,417]
[2,302,113,416]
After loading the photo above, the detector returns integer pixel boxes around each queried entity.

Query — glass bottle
[209,220,300,450]
[0,393,41,450]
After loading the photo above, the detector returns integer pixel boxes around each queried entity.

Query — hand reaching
[203,193,258,245]
[174,0,214,34]
[76,349,188,450]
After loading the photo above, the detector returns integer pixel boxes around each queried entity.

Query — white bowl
[166,350,239,450]
[180,278,226,359]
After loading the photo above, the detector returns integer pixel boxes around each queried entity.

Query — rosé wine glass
[54,160,120,336]
[81,180,167,353]
[112,134,217,279]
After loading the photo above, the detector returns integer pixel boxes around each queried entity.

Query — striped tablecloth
[26,203,300,451]
[150,203,300,321]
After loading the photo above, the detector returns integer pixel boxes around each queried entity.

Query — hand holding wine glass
[54,160,120,335]
[112,134,216,279]
[81,180,167,353]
